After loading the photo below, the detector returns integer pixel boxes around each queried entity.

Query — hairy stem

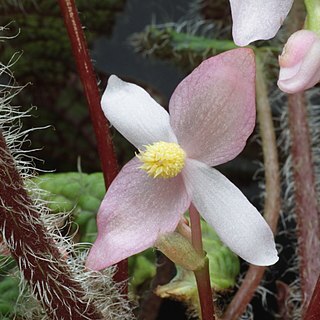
[57,0,128,284]
[222,55,281,319]
[189,204,215,320]
[284,1,320,315]
[0,131,104,320]
[288,93,320,314]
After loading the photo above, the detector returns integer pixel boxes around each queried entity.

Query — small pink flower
[86,48,278,271]
[278,30,320,93]
[229,0,293,46]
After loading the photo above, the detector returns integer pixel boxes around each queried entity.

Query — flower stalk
[287,92,320,314]
[190,204,215,320]
[305,0,320,34]
[222,54,281,319]
[57,0,128,284]
[283,1,320,314]
[0,131,104,320]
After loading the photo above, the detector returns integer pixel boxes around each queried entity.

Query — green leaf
[0,276,20,316]
[32,172,105,242]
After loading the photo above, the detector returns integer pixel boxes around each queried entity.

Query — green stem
[305,0,320,35]
[255,55,281,235]
[189,204,215,320]
[222,54,281,319]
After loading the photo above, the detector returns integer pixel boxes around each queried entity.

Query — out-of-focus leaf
[0,276,20,317]
[32,172,156,294]
[31,172,105,242]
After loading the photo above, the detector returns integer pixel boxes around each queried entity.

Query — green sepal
[155,219,240,309]
[155,232,206,271]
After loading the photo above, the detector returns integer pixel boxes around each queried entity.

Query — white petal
[230,0,293,46]
[101,75,177,149]
[182,159,278,266]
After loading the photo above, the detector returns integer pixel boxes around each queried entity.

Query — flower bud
[155,232,206,271]
[278,30,320,93]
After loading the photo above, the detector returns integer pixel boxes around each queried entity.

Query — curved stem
[189,204,215,320]
[255,56,281,235]
[58,0,128,285]
[0,133,104,320]
[222,54,281,319]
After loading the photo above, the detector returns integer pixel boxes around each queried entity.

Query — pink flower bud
[278,30,320,93]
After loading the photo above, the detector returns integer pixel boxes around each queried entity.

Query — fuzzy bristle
[0,27,134,319]
[276,88,320,319]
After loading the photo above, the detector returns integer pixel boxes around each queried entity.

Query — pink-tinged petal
[230,0,293,46]
[101,75,177,150]
[278,30,320,93]
[169,49,256,167]
[182,159,278,266]
[86,158,190,270]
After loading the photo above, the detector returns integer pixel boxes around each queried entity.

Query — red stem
[0,133,104,320]
[57,0,128,284]
[282,2,320,316]
[222,266,265,319]
[189,204,215,320]
[288,93,320,314]
[190,204,203,253]
[304,275,320,319]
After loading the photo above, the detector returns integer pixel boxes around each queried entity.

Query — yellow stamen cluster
[137,141,186,179]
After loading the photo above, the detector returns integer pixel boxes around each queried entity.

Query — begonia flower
[86,48,278,271]
[278,30,320,93]
[229,0,293,46]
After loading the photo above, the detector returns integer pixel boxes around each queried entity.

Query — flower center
[137,141,186,179]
